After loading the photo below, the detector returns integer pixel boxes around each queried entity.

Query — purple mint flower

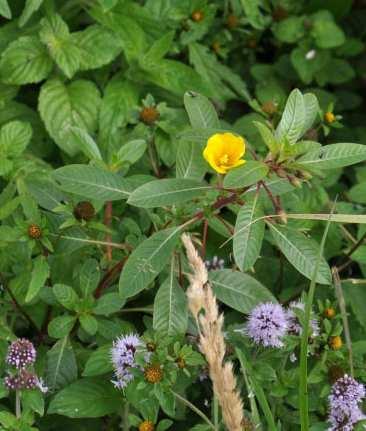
[111,333,141,389]
[4,369,38,391]
[246,302,288,348]
[286,301,319,338]
[6,339,36,369]
[205,256,225,271]
[328,375,366,431]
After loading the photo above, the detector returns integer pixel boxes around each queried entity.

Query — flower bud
[144,364,163,384]
[325,112,336,124]
[27,224,42,239]
[191,10,204,22]
[329,336,342,350]
[140,106,159,125]
[73,201,95,221]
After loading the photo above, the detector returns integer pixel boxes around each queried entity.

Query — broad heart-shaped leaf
[183,91,220,129]
[19,0,43,27]
[153,268,188,336]
[223,161,269,189]
[46,337,77,391]
[39,79,101,156]
[297,143,366,170]
[233,196,265,271]
[40,14,81,79]
[52,165,131,201]
[209,270,276,314]
[269,224,331,285]
[26,255,50,302]
[48,378,120,418]
[275,89,306,144]
[127,178,210,208]
[119,226,183,299]
[0,36,53,85]
[176,140,207,181]
[82,344,113,377]
[0,120,32,156]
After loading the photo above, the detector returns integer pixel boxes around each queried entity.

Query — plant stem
[15,390,21,419]
[202,219,208,258]
[104,201,113,262]
[122,402,129,431]
[299,206,334,431]
[171,390,216,430]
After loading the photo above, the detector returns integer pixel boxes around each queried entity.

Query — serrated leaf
[0,36,52,85]
[53,284,79,311]
[93,293,125,316]
[128,179,210,208]
[184,91,220,129]
[275,89,306,144]
[223,161,269,189]
[48,378,120,418]
[48,315,77,339]
[83,344,113,376]
[140,31,174,68]
[26,255,50,302]
[119,226,183,299]
[269,224,331,284]
[209,270,276,313]
[19,0,43,27]
[153,267,188,336]
[0,120,32,156]
[53,164,131,201]
[233,196,264,271]
[298,143,366,170]
[79,314,98,336]
[79,258,100,297]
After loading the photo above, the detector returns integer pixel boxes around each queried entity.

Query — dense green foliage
[0,0,366,430]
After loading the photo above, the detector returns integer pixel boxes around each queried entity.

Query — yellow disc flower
[203,132,246,174]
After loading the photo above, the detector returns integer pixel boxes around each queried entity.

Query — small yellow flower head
[324,307,336,319]
[144,364,163,384]
[191,10,204,22]
[139,420,154,431]
[329,336,342,350]
[203,132,246,174]
[325,111,336,124]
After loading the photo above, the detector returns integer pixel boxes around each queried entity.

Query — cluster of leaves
[0,0,366,430]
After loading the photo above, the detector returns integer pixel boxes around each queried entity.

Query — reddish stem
[94,258,127,299]
[104,201,113,262]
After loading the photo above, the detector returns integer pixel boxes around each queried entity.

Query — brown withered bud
[247,38,257,49]
[304,128,319,141]
[262,100,278,115]
[176,357,186,369]
[191,10,204,22]
[146,342,156,352]
[226,14,239,29]
[27,224,42,239]
[272,6,288,22]
[212,41,221,53]
[73,201,95,221]
[140,106,160,125]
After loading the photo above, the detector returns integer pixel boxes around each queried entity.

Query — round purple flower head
[328,375,366,431]
[246,302,288,348]
[111,333,141,389]
[4,369,38,391]
[286,301,319,338]
[6,339,36,369]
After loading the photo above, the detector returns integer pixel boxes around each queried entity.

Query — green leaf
[53,284,79,311]
[128,179,210,208]
[0,196,21,220]
[0,120,32,156]
[0,0,11,19]
[22,390,44,416]
[184,91,220,129]
[19,0,43,27]
[140,31,174,68]
[349,182,366,204]
[48,378,120,418]
[94,293,125,316]
[79,258,100,297]
[46,337,78,390]
[153,269,188,336]
[298,143,366,170]
[69,127,102,161]
[79,314,98,336]
[26,255,50,302]
[311,11,345,49]
[254,121,278,153]
[119,226,183,299]
[40,14,81,78]
[269,224,331,284]
[209,269,276,313]
[302,93,319,135]
[48,315,77,339]
[240,0,270,29]
[223,161,269,189]
[233,196,265,271]
[275,89,306,144]
[53,164,131,201]
[116,139,147,166]
[83,344,113,377]
[176,140,207,181]
[0,36,53,85]
[39,78,101,156]
[273,16,305,43]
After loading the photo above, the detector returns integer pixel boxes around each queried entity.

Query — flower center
[219,154,230,166]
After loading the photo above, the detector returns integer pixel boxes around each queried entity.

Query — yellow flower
[203,132,246,174]
[324,111,335,124]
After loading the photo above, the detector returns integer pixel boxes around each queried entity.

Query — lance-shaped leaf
[119,226,183,299]
[127,178,210,208]
[26,255,50,302]
[184,91,220,129]
[275,89,306,144]
[176,140,207,181]
[269,224,331,284]
[209,269,276,313]
[153,265,188,336]
[224,161,269,189]
[233,196,264,271]
[53,164,131,201]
